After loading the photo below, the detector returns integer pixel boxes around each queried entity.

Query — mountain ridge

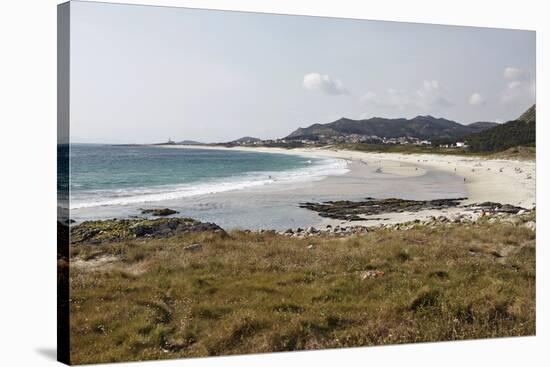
[286,115,498,141]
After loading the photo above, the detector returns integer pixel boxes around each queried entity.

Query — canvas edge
[57,1,71,365]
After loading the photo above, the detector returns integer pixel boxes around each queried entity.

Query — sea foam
[70,157,349,209]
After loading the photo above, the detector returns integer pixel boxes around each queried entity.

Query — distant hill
[231,136,261,144]
[286,115,497,141]
[466,105,536,152]
[176,140,204,145]
[518,104,536,123]
[468,121,500,130]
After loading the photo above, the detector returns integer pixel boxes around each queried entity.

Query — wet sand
[165,145,535,208]
[158,145,535,229]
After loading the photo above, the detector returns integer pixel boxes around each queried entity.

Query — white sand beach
[161,145,535,229]
[166,145,535,208]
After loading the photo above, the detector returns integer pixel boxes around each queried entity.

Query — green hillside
[467,105,536,152]
[286,115,497,141]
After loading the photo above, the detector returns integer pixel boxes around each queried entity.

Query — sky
[70,1,536,144]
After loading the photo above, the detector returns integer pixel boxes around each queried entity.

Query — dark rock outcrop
[70,217,224,244]
[299,197,467,221]
[467,202,526,214]
[140,208,179,216]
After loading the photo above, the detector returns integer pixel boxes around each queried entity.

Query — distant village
[162,134,469,149]
[228,134,468,149]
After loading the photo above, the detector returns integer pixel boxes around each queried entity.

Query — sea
[67,144,466,230]
[68,144,350,228]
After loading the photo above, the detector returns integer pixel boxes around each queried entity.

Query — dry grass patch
[69,221,535,364]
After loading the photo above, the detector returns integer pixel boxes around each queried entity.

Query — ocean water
[68,144,467,230]
[69,144,348,210]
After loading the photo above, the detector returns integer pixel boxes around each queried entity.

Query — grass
[215,142,535,160]
[69,220,535,364]
[335,143,535,159]
[488,146,536,161]
[336,143,477,156]
[339,143,535,161]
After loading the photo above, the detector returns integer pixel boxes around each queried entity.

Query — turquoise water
[68,144,467,229]
[70,144,347,209]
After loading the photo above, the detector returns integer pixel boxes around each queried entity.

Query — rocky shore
[70,217,224,245]
[68,198,535,244]
[299,197,468,221]
[277,201,535,238]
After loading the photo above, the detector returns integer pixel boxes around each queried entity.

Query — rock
[70,217,224,244]
[299,197,467,221]
[305,226,317,234]
[307,244,314,250]
[140,208,179,216]
[184,243,202,252]
[469,202,526,215]
[517,210,526,215]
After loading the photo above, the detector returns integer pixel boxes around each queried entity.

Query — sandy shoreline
[160,144,535,229]
[164,144,535,208]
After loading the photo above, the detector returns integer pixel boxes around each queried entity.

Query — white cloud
[504,67,529,81]
[361,80,452,112]
[469,92,485,106]
[501,67,535,103]
[360,91,378,103]
[302,73,349,95]
[415,80,453,109]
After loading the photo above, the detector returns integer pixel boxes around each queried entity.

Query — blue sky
[70,1,536,143]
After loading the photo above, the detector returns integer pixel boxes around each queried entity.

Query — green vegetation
[333,141,535,159]
[488,146,536,161]
[70,218,535,364]
[70,217,222,244]
[466,105,536,153]
[335,143,477,156]
[467,120,535,152]
[286,115,496,141]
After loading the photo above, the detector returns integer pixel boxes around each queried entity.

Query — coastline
[162,144,535,208]
[159,144,535,229]
[68,152,536,362]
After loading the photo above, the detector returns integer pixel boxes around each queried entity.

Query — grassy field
[335,143,535,160]
[223,142,535,160]
[69,218,535,364]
